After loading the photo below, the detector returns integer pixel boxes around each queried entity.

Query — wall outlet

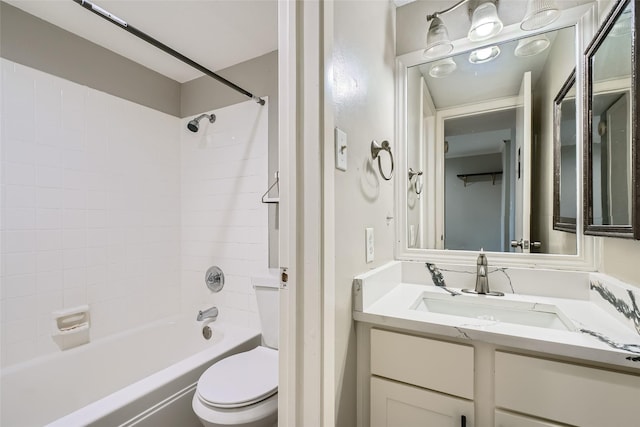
[365,227,374,263]
[335,127,347,171]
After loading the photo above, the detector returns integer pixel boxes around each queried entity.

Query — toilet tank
[254,281,279,349]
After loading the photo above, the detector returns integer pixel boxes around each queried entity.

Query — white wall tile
[180,101,270,326]
[37,188,62,209]
[36,230,62,251]
[2,231,36,253]
[3,208,36,231]
[36,250,62,273]
[4,253,37,276]
[1,60,180,367]
[36,166,63,188]
[37,208,62,229]
[1,275,37,299]
[4,162,36,186]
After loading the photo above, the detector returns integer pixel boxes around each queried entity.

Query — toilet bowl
[194,281,279,427]
[192,346,278,427]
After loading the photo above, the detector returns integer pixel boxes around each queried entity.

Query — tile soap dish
[52,305,90,350]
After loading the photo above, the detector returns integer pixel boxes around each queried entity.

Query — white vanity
[353,261,640,427]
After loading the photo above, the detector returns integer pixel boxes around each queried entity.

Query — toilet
[193,282,279,427]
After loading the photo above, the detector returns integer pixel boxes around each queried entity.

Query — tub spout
[197,306,219,322]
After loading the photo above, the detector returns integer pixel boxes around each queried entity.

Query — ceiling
[4,0,278,83]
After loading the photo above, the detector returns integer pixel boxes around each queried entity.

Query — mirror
[584,0,639,239]
[553,69,578,232]
[404,25,578,254]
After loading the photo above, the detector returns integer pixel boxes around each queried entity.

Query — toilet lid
[197,346,278,408]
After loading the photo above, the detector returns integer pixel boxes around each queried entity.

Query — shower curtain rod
[72,0,265,105]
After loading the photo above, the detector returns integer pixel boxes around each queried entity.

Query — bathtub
[0,317,261,427]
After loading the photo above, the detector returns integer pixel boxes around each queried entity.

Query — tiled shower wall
[180,100,270,329]
[0,59,182,367]
[1,60,271,367]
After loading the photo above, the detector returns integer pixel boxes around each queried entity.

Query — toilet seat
[196,346,278,409]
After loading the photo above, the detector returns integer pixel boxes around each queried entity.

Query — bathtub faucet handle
[197,306,219,322]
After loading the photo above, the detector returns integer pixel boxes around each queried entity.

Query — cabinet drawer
[495,409,565,427]
[371,329,474,399]
[495,351,640,427]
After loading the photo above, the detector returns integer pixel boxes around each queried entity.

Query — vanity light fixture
[424,16,454,58]
[424,0,561,60]
[429,57,458,78]
[467,1,503,42]
[514,34,550,56]
[520,0,561,31]
[424,0,503,58]
[469,45,501,63]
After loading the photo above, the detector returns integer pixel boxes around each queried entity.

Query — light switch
[335,127,347,171]
[366,227,374,263]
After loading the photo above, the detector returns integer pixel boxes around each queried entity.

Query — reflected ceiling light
[469,45,501,64]
[521,0,561,31]
[429,57,457,78]
[514,34,550,56]
[468,1,503,42]
[424,16,454,58]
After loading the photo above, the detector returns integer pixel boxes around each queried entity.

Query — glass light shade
[469,45,501,64]
[429,57,457,78]
[424,16,454,58]
[468,2,503,42]
[521,0,561,31]
[514,35,550,56]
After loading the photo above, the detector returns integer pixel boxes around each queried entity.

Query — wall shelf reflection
[457,171,503,187]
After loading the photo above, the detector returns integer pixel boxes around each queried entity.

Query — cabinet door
[371,377,473,427]
[495,409,565,427]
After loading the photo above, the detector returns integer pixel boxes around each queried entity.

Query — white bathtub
[0,317,261,427]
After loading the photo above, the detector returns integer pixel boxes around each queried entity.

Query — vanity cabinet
[362,327,640,427]
[370,329,475,426]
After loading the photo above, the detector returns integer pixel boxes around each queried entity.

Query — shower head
[187,113,216,132]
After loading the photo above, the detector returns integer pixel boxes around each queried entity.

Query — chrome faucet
[462,251,504,296]
[475,251,490,294]
[197,306,219,321]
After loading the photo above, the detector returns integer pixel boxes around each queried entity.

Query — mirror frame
[395,4,597,268]
[583,0,640,239]
[553,68,578,233]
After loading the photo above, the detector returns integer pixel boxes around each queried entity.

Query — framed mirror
[396,2,597,265]
[584,0,639,239]
[553,69,578,233]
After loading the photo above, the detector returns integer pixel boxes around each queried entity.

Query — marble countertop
[353,263,640,371]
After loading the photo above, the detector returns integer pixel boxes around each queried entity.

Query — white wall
[1,59,181,367]
[596,0,640,288]
[180,99,270,328]
[531,27,577,255]
[332,2,396,426]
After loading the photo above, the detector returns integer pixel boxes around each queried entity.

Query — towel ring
[408,168,423,195]
[371,140,394,181]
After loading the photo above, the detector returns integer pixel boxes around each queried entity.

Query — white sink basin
[412,292,575,331]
